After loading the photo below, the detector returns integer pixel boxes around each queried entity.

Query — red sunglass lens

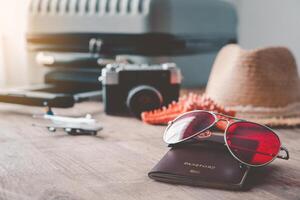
[226,122,281,166]
[164,111,215,144]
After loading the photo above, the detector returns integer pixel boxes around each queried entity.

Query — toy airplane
[33,108,103,136]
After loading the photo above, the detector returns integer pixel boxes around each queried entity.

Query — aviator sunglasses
[163,110,289,167]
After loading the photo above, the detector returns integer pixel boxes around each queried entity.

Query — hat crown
[206,44,300,107]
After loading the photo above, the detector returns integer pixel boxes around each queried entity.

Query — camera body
[100,63,182,117]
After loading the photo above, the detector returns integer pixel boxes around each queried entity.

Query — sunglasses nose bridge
[215,118,231,131]
[217,118,230,123]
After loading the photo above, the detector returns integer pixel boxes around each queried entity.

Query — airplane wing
[33,123,103,135]
[33,114,96,124]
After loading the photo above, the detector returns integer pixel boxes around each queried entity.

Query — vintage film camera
[100,63,182,117]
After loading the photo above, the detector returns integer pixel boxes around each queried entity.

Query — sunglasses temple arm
[277,146,290,160]
[167,138,199,148]
[167,137,224,148]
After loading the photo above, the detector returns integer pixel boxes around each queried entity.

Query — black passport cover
[149,143,250,190]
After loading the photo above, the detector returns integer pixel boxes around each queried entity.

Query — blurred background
[0,0,299,86]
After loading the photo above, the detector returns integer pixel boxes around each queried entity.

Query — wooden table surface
[0,101,299,200]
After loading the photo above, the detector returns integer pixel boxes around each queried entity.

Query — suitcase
[0,0,237,108]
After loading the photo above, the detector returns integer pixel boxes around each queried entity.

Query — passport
[149,143,250,190]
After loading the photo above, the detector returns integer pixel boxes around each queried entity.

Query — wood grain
[0,102,299,200]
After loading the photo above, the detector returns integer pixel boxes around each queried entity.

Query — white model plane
[33,111,103,136]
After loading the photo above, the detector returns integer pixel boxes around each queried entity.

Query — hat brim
[230,102,300,127]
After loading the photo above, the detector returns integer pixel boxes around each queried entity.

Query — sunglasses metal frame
[163,110,290,167]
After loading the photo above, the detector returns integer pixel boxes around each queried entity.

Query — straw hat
[206,44,300,126]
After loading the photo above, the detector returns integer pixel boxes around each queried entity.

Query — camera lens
[126,85,163,118]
